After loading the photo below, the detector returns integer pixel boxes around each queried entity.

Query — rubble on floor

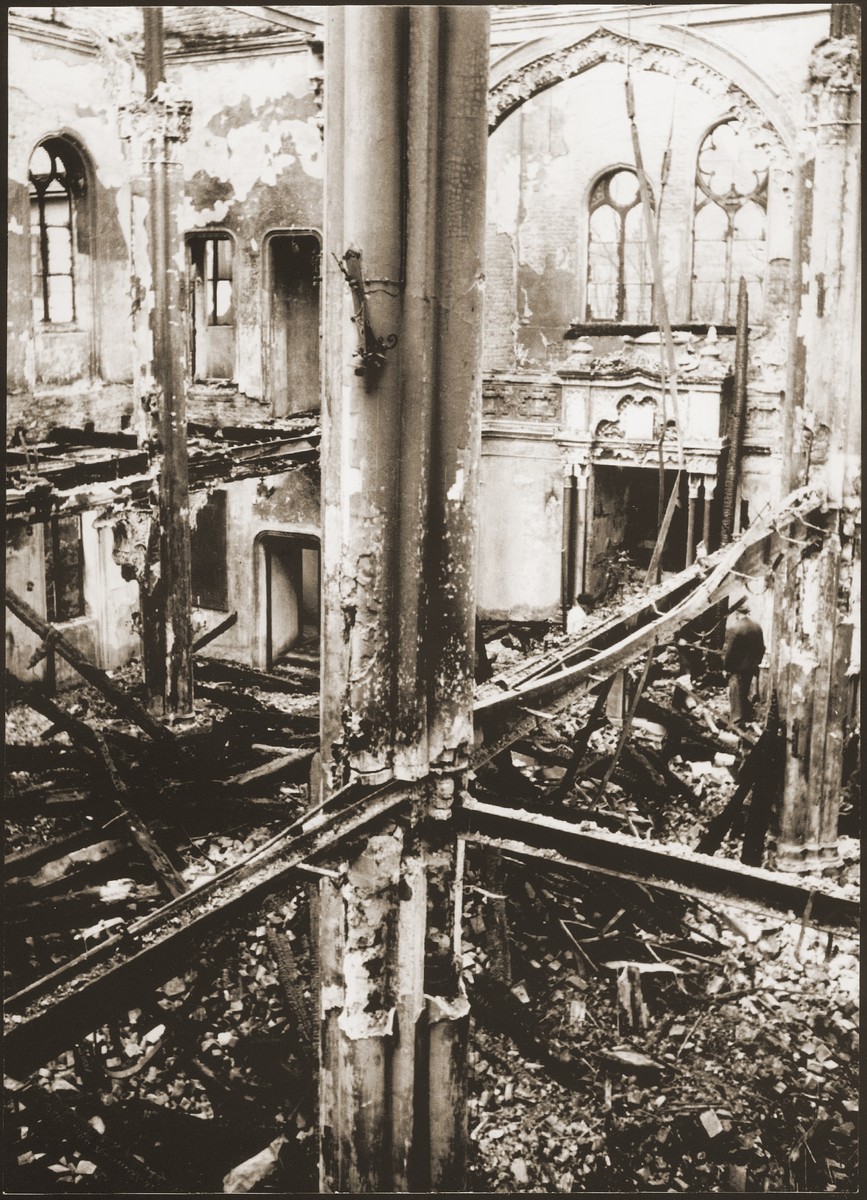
[462,853,859,1194]
[3,604,859,1193]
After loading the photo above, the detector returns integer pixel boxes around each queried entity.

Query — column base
[773,840,841,873]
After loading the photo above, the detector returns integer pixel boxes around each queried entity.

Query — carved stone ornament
[809,36,860,92]
[483,380,560,420]
[488,28,790,169]
[118,82,193,146]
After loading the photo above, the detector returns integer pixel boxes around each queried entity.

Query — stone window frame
[689,117,770,325]
[28,136,90,329]
[185,228,238,383]
[584,164,654,325]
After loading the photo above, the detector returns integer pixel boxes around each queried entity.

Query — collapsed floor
[3,580,860,1194]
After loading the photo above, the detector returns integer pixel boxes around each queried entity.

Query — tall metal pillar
[572,463,589,600]
[318,7,489,1190]
[701,473,716,553]
[686,474,702,567]
[123,8,194,714]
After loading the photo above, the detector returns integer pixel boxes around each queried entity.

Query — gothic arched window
[586,168,653,323]
[29,139,86,325]
[691,121,769,323]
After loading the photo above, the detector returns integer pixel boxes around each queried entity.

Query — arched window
[29,139,86,325]
[586,168,652,323]
[691,121,769,323]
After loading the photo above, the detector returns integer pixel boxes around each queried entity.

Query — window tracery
[691,120,769,323]
[29,140,84,325]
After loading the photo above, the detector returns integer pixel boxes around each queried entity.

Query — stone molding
[488,26,793,171]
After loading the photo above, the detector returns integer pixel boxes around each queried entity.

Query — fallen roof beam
[475,486,821,724]
[5,591,177,749]
[459,798,858,935]
[5,438,317,518]
[3,781,410,1078]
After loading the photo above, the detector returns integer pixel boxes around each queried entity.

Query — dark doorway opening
[267,232,320,416]
[259,533,320,669]
[590,466,690,587]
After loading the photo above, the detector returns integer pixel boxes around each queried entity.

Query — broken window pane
[691,120,769,323]
[45,514,85,623]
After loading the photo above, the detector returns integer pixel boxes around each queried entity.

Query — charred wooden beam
[191,610,238,653]
[6,883,161,931]
[459,798,858,935]
[3,782,411,1078]
[194,656,318,694]
[6,837,128,888]
[474,487,820,728]
[5,591,177,748]
[220,748,314,792]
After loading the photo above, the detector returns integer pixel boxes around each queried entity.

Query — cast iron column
[318,6,489,1191]
[773,16,860,867]
[128,7,194,714]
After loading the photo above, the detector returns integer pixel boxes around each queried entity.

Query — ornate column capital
[119,82,193,147]
[807,35,860,144]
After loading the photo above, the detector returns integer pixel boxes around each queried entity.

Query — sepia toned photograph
[4,4,859,1193]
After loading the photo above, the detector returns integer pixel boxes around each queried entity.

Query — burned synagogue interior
[4,3,861,1194]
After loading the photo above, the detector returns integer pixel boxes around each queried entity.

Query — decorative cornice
[556,365,725,390]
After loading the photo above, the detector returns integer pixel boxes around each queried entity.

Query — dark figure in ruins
[723,608,766,726]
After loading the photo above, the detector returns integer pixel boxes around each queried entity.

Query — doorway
[257,533,320,669]
[587,466,690,595]
[266,232,320,416]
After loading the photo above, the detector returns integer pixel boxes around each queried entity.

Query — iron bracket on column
[335,248,398,376]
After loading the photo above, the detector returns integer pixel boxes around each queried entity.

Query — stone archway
[487,24,796,170]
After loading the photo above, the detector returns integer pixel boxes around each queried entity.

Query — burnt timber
[4,488,855,1080]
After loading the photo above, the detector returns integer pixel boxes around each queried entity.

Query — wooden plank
[194,656,318,694]
[191,610,238,652]
[221,749,314,791]
[3,782,412,1077]
[5,588,176,748]
[6,674,185,898]
[459,798,858,935]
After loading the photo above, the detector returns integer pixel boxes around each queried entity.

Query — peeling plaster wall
[477,437,563,620]
[8,31,136,431]
[5,510,138,686]
[484,59,795,371]
[194,464,321,667]
[8,30,323,439]
[6,464,320,683]
[477,13,820,625]
[169,48,323,408]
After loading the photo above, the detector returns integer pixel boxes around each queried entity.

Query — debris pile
[462,853,859,1193]
[3,601,859,1193]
